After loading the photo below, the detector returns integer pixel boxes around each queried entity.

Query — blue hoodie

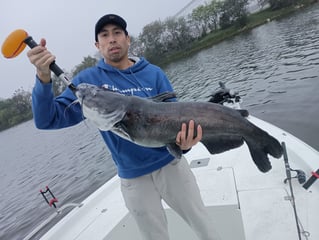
[32,57,175,178]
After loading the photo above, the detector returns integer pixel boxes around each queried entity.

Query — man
[27,14,221,240]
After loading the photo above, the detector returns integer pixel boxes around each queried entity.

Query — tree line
[0,88,32,131]
[0,0,306,131]
[130,0,300,64]
[131,0,250,63]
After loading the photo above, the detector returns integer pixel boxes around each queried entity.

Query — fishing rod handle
[24,36,64,77]
[303,169,319,190]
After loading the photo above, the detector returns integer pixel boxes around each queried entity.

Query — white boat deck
[26,116,319,240]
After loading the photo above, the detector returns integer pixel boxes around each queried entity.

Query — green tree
[139,20,167,61]
[207,0,223,31]
[129,35,145,57]
[0,99,12,130]
[0,88,32,131]
[191,1,222,37]
[258,0,297,10]
[192,5,211,37]
[165,17,193,50]
[11,88,32,116]
[219,0,249,29]
[72,55,98,76]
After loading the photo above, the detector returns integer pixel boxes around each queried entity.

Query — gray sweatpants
[120,157,221,240]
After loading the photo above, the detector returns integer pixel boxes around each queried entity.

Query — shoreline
[159,0,318,67]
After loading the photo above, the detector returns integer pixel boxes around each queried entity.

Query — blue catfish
[75,83,283,173]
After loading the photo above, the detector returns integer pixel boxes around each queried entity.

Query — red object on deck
[49,198,58,207]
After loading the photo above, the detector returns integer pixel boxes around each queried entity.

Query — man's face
[95,24,130,65]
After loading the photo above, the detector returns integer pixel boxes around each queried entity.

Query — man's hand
[27,38,55,83]
[175,120,202,150]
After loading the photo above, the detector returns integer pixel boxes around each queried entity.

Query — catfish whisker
[64,99,84,120]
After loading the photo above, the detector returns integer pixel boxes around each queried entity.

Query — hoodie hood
[96,57,149,74]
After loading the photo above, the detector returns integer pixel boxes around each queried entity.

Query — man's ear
[127,35,131,45]
[95,41,99,49]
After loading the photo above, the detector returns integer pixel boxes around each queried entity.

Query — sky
[0,0,199,99]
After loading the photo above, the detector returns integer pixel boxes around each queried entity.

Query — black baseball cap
[95,14,128,41]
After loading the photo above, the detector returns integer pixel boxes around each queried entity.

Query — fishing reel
[284,167,306,185]
[208,82,241,108]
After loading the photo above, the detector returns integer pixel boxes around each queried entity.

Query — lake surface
[1,4,319,239]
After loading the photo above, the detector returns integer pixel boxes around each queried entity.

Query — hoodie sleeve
[32,76,83,129]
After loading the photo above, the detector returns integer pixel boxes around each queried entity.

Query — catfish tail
[245,130,283,173]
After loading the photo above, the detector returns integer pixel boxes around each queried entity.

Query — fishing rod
[282,142,303,240]
[1,29,76,91]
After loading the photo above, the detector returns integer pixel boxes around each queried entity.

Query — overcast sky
[0,0,198,98]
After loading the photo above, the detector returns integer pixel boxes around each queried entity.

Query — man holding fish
[27,14,221,240]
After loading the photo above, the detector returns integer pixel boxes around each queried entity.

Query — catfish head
[75,83,127,131]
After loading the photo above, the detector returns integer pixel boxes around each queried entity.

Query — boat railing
[23,202,83,240]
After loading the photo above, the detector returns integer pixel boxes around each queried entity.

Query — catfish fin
[201,135,244,154]
[244,129,283,172]
[245,138,272,173]
[166,143,183,159]
[237,109,249,117]
[150,92,177,102]
[112,122,133,141]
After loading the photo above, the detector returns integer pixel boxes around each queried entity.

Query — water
[1,4,319,240]
[0,121,116,239]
